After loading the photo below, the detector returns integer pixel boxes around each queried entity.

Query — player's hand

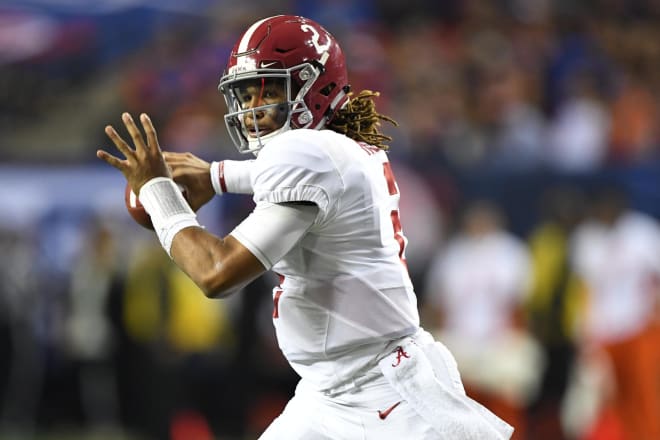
[96,112,171,194]
[163,151,214,212]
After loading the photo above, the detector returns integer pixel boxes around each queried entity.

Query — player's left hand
[96,112,171,194]
[163,151,214,212]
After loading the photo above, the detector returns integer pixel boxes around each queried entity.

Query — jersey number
[273,289,282,318]
[273,161,407,319]
[383,162,408,269]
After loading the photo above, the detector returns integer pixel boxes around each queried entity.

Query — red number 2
[383,162,408,269]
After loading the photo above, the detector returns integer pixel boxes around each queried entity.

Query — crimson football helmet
[218,15,350,154]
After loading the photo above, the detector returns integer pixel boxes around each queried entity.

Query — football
[124,184,154,230]
[124,183,189,230]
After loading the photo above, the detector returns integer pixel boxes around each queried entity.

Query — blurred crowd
[0,1,659,439]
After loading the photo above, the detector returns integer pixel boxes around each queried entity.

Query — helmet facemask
[219,63,323,154]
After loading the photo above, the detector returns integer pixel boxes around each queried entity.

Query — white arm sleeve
[230,202,318,269]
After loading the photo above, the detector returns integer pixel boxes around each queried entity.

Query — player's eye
[265,86,287,100]
[235,88,255,107]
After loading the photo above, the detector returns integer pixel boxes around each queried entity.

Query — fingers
[139,113,161,155]
[162,151,187,161]
[163,151,183,167]
[99,113,172,189]
[96,149,126,170]
[103,112,159,157]
[121,112,147,153]
[104,125,135,160]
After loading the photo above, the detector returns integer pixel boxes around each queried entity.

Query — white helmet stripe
[237,16,272,53]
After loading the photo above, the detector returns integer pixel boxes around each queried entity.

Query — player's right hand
[97,112,171,195]
[163,151,215,212]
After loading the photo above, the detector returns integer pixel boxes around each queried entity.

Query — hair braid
[327,90,397,151]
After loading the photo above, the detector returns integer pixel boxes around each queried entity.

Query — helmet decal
[236,17,270,54]
[300,24,331,53]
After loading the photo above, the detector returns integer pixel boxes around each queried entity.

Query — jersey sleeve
[251,131,343,221]
[230,202,319,269]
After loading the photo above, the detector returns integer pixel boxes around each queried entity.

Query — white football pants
[259,330,514,439]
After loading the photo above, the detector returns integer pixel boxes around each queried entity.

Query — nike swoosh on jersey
[377,401,401,420]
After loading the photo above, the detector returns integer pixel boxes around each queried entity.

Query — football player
[97,15,513,439]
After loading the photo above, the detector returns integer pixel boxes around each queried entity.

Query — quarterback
[97,15,513,439]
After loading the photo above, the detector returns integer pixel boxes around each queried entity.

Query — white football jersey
[248,128,420,391]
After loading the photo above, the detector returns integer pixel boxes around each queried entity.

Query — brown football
[124,184,154,230]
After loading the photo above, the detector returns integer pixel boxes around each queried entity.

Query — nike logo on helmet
[377,401,401,420]
[260,61,278,68]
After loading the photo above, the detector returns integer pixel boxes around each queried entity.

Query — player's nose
[244,108,265,125]
[247,98,267,116]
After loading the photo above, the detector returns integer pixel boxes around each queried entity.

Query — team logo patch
[391,346,410,367]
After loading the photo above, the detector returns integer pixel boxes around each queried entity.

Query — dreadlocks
[327,90,398,151]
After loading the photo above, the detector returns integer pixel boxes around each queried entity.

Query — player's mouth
[246,125,274,138]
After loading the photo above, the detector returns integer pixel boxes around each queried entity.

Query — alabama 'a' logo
[391,346,410,367]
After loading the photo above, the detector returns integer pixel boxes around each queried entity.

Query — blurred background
[1,0,659,439]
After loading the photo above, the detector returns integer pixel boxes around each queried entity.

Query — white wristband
[139,177,200,257]
[210,160,253,195]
